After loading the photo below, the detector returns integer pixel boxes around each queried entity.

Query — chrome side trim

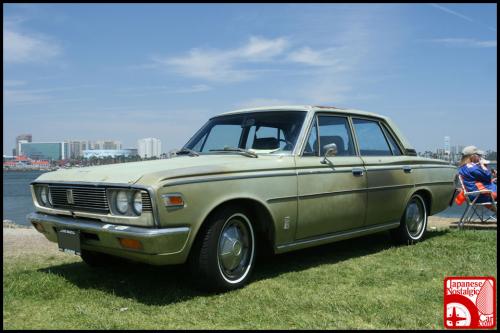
[411,165,457,169]
[296,167,356,175]
[364,166,410,172]
[276,221,400,252]
[415,181,455,187]
[268,184,415,202]
[267,196,297,204]
[363,165,455,172]
[366,184,414,192]
[162,170,297,187]
[298,188,366,200]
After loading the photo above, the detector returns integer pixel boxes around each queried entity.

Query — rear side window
[381,124,402,156]
[352,118,392,156]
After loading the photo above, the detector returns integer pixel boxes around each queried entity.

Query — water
[3,170,46,226]
[2,169,468,227]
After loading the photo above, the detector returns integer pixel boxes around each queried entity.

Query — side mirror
[321,143,337,164]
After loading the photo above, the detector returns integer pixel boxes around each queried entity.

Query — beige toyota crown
[28,105,457,291]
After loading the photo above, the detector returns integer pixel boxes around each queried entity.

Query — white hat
[462,145,485,156]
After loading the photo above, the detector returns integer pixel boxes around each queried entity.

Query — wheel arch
[191,197,276,255]
[404,187,432,216]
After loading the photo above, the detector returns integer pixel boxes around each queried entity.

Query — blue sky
[3,3,497,154]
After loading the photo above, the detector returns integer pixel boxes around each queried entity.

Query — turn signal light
[118,238,143,250]
[162,194,185,207]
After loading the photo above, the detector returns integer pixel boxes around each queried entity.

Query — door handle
[352,168,364,176]
[403,166,412,173]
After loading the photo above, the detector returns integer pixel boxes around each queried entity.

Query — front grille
[45,184,153,214]
[49,185,109,213]
[142,192,152,211]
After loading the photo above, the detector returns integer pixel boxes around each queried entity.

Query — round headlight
[133,191,142,215]
[116,191,129,214]
[40,186,49,206]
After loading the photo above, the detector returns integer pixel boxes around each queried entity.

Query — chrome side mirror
[321,143,337,164]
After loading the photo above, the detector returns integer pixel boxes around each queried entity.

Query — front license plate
[57,229,81,255]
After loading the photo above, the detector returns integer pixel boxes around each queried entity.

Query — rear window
[352,118,392,156]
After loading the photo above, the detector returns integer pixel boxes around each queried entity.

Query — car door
[351,117,413,227]
[295,113,367,240]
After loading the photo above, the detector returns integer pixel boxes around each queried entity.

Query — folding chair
[457,174,497,229]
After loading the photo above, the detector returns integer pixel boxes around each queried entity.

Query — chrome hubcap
[406,197,425,238]
[217,214,254,283]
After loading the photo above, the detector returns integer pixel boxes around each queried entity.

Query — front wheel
[391,194,428,245]
[190,205,256,291]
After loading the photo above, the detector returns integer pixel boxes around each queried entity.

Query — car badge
[66,189,74,204]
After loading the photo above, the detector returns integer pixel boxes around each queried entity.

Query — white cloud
[429,38,497,48]
[153,36,289,82]
[287,47,341,67]
[3,29,61,64]
[239,36,288,59]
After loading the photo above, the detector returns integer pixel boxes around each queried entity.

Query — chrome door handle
[352,168,364,176]
[403,166,412,173]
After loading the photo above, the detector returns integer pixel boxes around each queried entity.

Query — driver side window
[303,115,355,157]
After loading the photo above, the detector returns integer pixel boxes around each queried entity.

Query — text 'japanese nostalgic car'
[28,105,457,291]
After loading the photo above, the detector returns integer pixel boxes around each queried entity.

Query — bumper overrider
[27,212,191,265]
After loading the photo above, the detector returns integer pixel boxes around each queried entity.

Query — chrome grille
[141,191,152,212]
[49,185,109,213]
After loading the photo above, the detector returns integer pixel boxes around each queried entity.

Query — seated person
[457,146,497,211]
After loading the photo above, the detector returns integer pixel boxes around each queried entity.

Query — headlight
[133,191,142,214]
[40,186,49,206]
[116,190,129,214]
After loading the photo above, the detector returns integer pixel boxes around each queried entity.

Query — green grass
[3,229,497,329]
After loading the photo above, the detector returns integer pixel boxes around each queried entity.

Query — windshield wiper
[209,147,258,158]
[176,148,200,157]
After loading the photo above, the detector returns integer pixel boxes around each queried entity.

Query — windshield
[184,111,307,154]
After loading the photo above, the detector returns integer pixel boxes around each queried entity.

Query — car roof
[216,105,388,121]
[214,105,414,150]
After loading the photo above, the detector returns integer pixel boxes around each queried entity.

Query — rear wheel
[391,194,428,245]
[190,205,256,291]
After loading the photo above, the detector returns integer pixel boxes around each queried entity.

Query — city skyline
[3,4,497,154]
[6,132,495,160]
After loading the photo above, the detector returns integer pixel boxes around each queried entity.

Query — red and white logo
[444,277,496,329]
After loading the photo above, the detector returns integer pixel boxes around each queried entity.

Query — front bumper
[27,212,191,265]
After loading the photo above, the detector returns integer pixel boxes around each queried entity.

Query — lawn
[3,229,497,329]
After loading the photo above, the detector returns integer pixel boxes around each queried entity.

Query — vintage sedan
[28,105,456,291]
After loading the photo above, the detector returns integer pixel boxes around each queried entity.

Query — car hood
[34,154,294,186]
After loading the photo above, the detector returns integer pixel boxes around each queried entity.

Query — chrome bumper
[27,212,191,265]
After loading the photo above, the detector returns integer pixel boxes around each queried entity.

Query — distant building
[19,142,69,161]
[14,134,32,156]
[137,138,162,158]
[444,136,450,155]
[83,149,137,159]
[67,140,93,159]
[91,140,122,150]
